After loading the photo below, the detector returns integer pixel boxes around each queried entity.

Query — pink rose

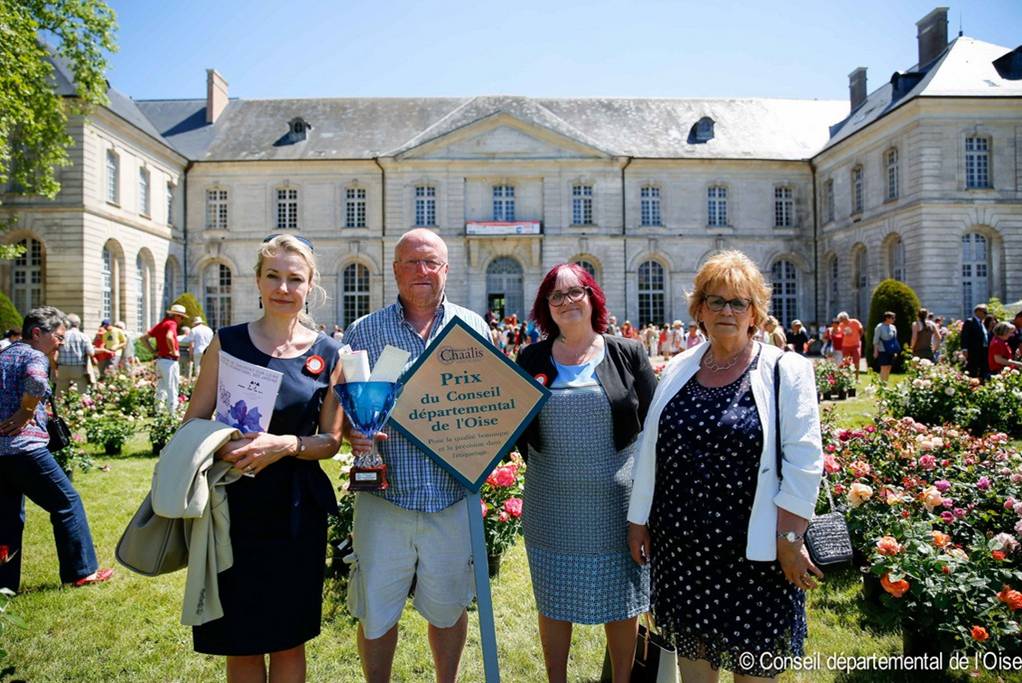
[1006,498,1017,511]
[498,511,510,523]
[487,466,516,488]
[480,500,488,517]
[940,511,955,524]
[504,497,523,518]
[918,455,937,471]
[849,460,871,478]
[934,479,951,493]
[823,455,841,474]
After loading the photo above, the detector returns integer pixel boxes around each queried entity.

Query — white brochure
[216,351,284,433]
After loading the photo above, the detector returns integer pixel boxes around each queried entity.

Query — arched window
[826,255,839,320]
[204,263,232,330]
[961,233,989,317]
[852,246,869,321]
[574,259,597,281]
[486,257,524,320]
[11,238,43,314]
[101,245,113,321]
[637,261,665,327]
[771,260,798,329]
[341,263,370,327]
[889,237,905,281]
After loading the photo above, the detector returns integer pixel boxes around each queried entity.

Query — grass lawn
[3,398,1021,682]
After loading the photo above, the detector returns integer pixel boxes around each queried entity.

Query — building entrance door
[487,293,506,321]
[486,257,523,320]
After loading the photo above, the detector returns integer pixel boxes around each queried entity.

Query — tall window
[492,185,515,221]
[166,183,175,225]
[136,254,148,332]
[415,185,436,226]
[345,188,367,228]
[889,237,905,281]
[826,256,839,319]
[824,178,835,223]
[574,260,597,280]
[707,186,727,227]
[572,184,593,225]
[206,189,228,229]
[637,260,665,327]
[774,186,794,227]
[138,168,150,215]
[885,148,899,200]
[106,150,119,203]
[275,188,298,229]
[961,233,989,317]
[851,165,863,214]
[341,263,371,327]
[101,246,113,321]
[853,247,869,320]
[771,260,798,328]
[640,186,661,226]
[965,136,991,189]
[163,258,177,311]
[11,238,43,314]
[204,264,232,330]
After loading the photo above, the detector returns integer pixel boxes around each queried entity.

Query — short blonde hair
[688,250,771,336]
[254,235,328,321]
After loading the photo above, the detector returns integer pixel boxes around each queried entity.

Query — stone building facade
[2,9,1019,334]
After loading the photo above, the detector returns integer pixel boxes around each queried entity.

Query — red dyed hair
[530,263,609,338]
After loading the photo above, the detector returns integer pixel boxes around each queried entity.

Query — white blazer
[627,341,823,561]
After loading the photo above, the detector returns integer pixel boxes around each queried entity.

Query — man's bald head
[394,229,448,263]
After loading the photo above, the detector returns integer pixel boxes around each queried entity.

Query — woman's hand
[628,523,651,566]
[217,432,294,476]
[777,540,823,590]
[346,429,388,457]
[0,407,35,436]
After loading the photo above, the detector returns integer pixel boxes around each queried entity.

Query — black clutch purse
[46,394,72,453]
[774,360,853,566]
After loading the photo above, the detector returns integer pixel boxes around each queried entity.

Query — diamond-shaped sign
[390,317,549,492]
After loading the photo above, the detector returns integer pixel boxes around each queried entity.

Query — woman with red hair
[516,263,657,682]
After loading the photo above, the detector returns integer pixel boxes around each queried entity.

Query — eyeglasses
[263,233,314,252]
[396,259,447,273]
[703,295,752,313]
[50,331,65,342]
[548,286,590,307]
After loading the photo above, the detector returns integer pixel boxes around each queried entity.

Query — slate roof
[823,37,1022,151]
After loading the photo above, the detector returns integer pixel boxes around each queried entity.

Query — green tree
[0,291,23,333]
[172,293,206,326]
[0,1,117,236]
[866,279,921,369]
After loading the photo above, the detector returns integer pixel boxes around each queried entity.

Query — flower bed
[821,414,1022,652]
[815,359,856,400]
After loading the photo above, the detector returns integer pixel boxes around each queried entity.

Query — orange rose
[998,586,1022,611]
[876,536,903,556]
[931,531,951,548]
[971,626,989,642]
[993,550,1007,561]
[881,573,910,598]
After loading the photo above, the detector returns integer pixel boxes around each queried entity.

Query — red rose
[0,545,8,564]
[504,497,523,518]
[971,626,989,642]
[993,550,1007,561]
[881,573,910,598]
[998,586,1022,611]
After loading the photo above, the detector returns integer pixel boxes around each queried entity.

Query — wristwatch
[777,531,804,543]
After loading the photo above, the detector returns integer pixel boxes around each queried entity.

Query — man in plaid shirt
[343,229,490,683]
[55,314,94,396]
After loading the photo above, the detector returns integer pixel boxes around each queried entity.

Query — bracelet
[296,435,304,456]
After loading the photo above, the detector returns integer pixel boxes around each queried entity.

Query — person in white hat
[145,303,187,412]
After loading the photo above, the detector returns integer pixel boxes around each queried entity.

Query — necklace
[556,334,599,364]
[701,345,749,373]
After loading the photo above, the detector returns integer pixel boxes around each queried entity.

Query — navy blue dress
[193,324,340,656]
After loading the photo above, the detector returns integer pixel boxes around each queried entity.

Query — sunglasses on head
[263,233,314,252]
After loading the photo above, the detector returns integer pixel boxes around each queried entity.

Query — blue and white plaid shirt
[57,327,94,366]
[344,296,490,512]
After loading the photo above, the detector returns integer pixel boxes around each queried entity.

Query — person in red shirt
[838,312,863,380]
[145,304,186,412]
[989,322,1022,374]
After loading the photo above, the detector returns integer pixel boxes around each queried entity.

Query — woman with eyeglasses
[182,234,343,682]
[515,263,657,683]
[0,306,113,592]
[627,251,823,682]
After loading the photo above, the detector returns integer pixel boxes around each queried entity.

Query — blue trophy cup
[333,381,398,491]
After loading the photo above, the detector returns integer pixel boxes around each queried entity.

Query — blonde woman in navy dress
[627,251,823,682]
[516,263,657,683]
[183,234,343,682]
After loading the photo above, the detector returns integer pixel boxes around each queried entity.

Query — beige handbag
[115,492,188,577]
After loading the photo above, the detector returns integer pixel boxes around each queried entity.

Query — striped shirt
[344,296,490,512]
[57,327,94,366]
[0,342,51,455]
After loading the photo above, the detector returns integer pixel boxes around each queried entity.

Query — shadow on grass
[810,565,901,637]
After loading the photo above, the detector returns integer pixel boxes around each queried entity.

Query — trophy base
[348,465,389,492]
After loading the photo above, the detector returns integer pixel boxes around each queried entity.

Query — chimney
[848,67,868,111]
[916,7,949,68]
[206,69,228,124]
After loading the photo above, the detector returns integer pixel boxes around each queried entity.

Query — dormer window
[287,117,311,143]
[690,117,715,143]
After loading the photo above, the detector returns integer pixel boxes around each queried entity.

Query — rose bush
[815,358,856,398]
[480,451,526,563]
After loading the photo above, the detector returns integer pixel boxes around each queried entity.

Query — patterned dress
[523,355,649,624]
[649,351,806,677]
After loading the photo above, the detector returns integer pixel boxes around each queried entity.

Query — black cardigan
[515,335,658,458]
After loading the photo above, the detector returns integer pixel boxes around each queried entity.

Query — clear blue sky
[105,0,1021,102]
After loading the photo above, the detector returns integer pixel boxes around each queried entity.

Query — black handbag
[46,393,73,453]
[600,614,679,683]
[774,360,853,566]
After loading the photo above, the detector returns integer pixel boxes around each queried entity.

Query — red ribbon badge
[534,373,548,387]
[304,354,325,375]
